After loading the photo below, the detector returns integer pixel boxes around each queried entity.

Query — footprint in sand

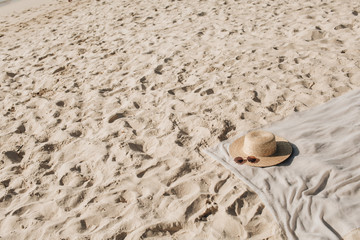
[141,222,182,238]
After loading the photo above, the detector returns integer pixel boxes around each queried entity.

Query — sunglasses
[234,156,259,164]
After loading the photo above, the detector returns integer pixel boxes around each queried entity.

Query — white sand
[0,0,359,239]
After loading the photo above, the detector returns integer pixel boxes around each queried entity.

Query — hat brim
[229,135,292,167]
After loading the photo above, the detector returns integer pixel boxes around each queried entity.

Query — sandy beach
[1,0,360,239]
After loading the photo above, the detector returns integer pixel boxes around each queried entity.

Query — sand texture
[1,0,360,239]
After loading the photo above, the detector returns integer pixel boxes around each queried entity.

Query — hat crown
[243,130,277,157]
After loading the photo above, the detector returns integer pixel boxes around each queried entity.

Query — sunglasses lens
[234,157,245,164]
[247,156,258,163]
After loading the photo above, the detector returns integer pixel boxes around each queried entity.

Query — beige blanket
[205,89,360,239]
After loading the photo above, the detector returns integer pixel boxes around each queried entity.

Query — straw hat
[229,130,292,167]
